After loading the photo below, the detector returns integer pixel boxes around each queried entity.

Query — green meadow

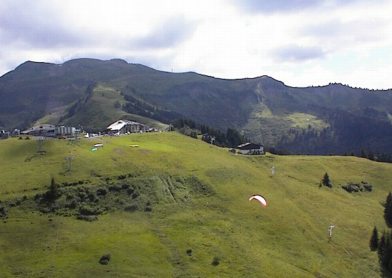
[0,132,391,277]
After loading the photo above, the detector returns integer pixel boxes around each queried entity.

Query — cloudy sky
[1,0,392,89]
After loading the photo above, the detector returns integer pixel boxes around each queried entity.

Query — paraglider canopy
[249,195,268,207]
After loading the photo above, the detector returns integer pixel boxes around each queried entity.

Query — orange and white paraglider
[249,195,268,207]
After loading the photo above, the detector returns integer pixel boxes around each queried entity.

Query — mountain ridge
[5,59,391,90]
[1,58,392,156]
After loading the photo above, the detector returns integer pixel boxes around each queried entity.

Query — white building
[236,143,264,155]
[55,126,76,137]
[106,120,149,135]
[22,124,56,137]
[22,124,76,137]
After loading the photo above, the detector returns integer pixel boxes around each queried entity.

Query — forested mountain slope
[1,58,391,155]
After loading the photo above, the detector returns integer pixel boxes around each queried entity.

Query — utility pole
[64,156,74,173]
[271,165,275,176]
[37,136,45,154]
[328,225,335,241]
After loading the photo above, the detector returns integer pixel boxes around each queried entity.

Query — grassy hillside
[0,132,391,277]
[58,83,167,131]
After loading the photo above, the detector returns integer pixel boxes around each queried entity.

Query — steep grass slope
[59,83,167,131]
[0,132,391,277]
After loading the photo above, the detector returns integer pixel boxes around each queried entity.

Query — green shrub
[96,188,107,196]
[79,205,103,215]
[88,193,97,202]
[0,206,7,218]
[99,254,111,265]
[77,215,98,221]
[108,185,121,192]
[124,205,138,212]
[65,200,78,209]
[211,256,220,266]
[370,226,379,251]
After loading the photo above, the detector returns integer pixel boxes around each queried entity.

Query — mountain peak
[109,58,128,65]
[259,75,286,87]
[15,60,54,71]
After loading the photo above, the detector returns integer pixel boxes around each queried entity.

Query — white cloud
[0,0,391,89]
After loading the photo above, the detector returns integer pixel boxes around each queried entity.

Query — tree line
[172,118,248,148]
[121,86,182,123]
[275,108,392,161]
[370,192,392,276]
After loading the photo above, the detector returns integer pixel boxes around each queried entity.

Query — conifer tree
[387,192,392,206]
[376,193,392,274]
[322,172,332,187]
[385,192,392,228]
[370,226,379,251]
[45,177,60,202]
[378,232,386,262]
[380,232,392,272]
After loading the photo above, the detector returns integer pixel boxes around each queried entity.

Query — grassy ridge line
[0,132,391,277]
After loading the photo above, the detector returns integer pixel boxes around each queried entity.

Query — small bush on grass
[65,199,78,209]
[77,215,98,222]
[99,254,111,265]
[79,205,104,215]
[124,205,138,212]
[108,185,121,192]
[96,188,107,196]
[144,201,152,212]
[342,181,373,193]
[211,256,220,266]
[0,206,7,218]
[88,193,97,202]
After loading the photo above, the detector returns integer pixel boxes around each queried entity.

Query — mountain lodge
[106,120,151,135]
[236,142,264,155]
